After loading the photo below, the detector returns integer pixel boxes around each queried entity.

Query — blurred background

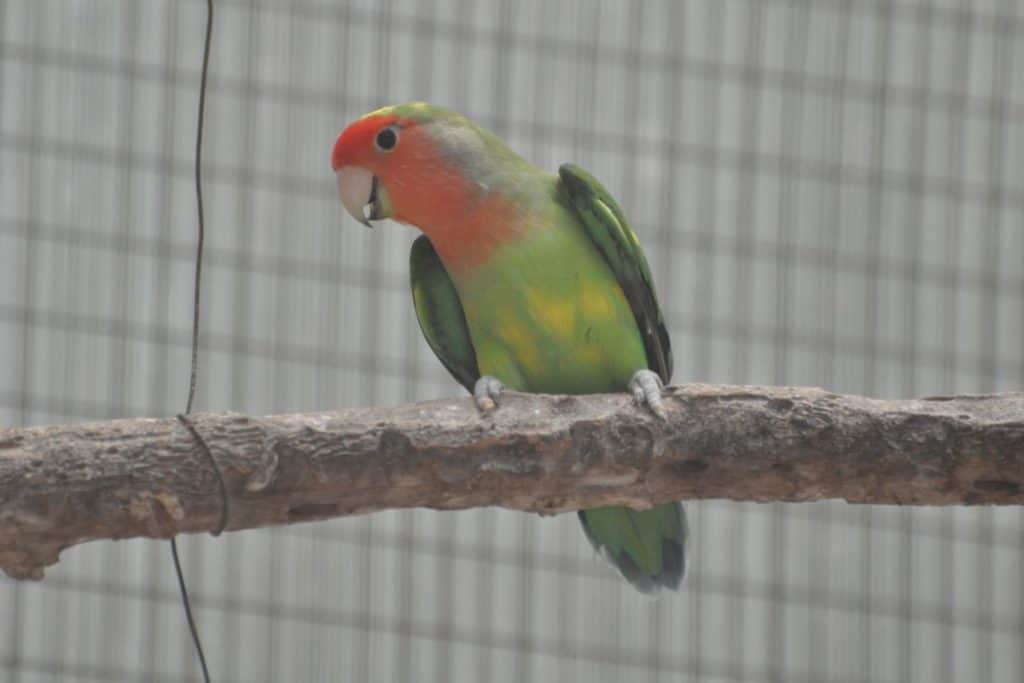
[2,1,1023,681]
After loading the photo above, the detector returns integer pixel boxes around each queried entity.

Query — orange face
[332,110,475,230]
[331,112,406,175]
[331,105,525,272]
[331,112,411,227]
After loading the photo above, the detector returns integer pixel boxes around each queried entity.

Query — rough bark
[2,384,1023,580]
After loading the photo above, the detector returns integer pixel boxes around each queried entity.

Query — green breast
[452,202,647,394]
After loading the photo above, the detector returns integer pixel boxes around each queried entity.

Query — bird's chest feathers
[452,234,645,393]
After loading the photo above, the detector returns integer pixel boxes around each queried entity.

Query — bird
[331,102,686,592]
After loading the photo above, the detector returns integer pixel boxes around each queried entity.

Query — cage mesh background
[2,1,1023,681]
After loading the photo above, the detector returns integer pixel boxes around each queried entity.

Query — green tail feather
[578,503,687,592]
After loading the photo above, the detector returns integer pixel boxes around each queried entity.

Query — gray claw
[629,369,667,421]
[473,375,505,414]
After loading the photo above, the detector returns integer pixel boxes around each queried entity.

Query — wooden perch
[1,384,1023,580]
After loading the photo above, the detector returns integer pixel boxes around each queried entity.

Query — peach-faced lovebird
[331,102,686,592]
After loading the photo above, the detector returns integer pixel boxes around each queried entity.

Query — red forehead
[331,113,406,170]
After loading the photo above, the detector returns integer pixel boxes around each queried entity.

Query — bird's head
[333,102,534,232]
[332,102,540,271]
[331,102,471,229]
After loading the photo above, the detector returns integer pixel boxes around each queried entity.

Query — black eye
[375,126,398,151]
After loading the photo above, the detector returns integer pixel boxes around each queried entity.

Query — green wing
[558,164,673,384]
[409,235,480,393]
[557,170,684,590]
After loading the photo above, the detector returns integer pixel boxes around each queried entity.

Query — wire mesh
[2,1,1023,681]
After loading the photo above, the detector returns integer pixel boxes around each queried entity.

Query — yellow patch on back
[496,318,543,374]
[578,283,616,320]
[528,290,577,339]
[577,346,604,365]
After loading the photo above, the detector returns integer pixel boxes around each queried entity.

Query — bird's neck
[396,173,540,275]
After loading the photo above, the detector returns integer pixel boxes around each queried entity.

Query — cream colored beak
[336,165,375,227]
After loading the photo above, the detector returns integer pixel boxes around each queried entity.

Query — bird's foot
[473,375,505,414]
[629,369,667,421]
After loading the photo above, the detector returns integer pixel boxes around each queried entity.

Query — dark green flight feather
[409,234,479,392]
[558,163,673,385]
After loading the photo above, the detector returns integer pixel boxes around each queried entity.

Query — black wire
[171,537,212,682]
[186,0,213,418]
[177,413,230,537]
[172,1,215,682]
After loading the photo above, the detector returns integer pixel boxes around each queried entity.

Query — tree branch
[2,384,1023,580]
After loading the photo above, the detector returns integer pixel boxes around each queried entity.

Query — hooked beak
[336,166,391,228]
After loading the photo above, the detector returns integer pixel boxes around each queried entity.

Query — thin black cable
[186,0,212,418]
[171,537,211,682]
[177,413,230,536]
[171,1,215,682]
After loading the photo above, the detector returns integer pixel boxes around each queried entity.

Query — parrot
[331,102,686,592]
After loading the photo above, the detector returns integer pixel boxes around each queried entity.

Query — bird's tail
[578,503,687,593]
